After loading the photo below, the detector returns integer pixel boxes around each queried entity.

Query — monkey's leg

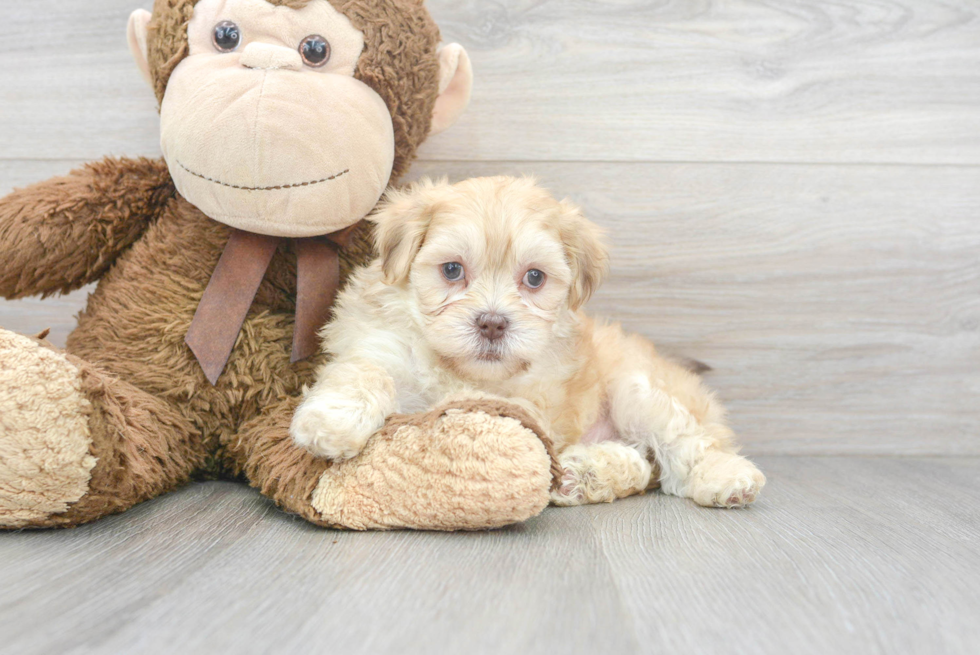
[0,157,173,299]
[230,397,560,531]
[0,329,206,529]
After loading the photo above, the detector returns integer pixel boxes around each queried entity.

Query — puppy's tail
[667,354,713,375]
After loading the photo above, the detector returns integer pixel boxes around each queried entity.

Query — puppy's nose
[477,313,509,342]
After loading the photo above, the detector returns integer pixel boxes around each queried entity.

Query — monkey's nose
[477,313,510,342]
[239,42,303,71]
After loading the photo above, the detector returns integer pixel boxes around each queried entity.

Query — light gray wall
[2,0,978,455]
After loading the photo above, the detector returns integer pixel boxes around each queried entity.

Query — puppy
[291,177,765,508]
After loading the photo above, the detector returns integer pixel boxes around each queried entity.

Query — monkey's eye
[442,262,464,282]
[523,269,546,289]
[212,21,241,52]
[299,35,331,68]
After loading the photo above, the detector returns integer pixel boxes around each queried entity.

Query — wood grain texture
[421,0,980,164]
[0,1,158,161]
[1,456,977,655]
[2,1,980,163]
[2,159,978,455]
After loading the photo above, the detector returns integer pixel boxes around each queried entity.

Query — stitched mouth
[177,161,350,192]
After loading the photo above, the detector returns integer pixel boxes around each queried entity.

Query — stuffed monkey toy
[0,0,560,531]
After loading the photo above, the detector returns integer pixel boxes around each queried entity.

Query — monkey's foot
[1,327,203,530]
[311,400,560,531]
[0,329,96,528]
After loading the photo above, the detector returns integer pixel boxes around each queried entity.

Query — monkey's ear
[372,180,444,285]
[127,9,153,87]
[429,44,473,136]
[557,200,610,311]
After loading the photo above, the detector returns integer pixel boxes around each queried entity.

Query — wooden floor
[1,1,978,654]
[1,457,978,655]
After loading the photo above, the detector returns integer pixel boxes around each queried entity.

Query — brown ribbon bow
[186,226,355,385]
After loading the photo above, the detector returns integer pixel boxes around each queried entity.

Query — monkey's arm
[0,157,174,299]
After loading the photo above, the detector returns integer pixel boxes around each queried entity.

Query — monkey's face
[158,0,395,237]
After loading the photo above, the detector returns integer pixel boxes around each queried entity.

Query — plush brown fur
[65,191,367,478]
[41,351,209,527]
[229,396,334,526]
[0,158,174,299]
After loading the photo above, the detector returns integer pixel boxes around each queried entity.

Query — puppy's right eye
[442,262,464,282]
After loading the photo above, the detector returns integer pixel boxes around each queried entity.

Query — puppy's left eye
[442,262,464,282]
[523,269,546,289]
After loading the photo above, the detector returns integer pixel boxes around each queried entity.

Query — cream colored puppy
[291,177,765,508]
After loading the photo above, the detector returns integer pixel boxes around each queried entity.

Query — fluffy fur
[293,177,766,507]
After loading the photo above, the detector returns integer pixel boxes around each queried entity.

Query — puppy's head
[372,176,608,381]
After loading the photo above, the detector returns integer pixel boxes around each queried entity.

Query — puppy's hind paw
[686,451,766,508]
[550,443,653,506]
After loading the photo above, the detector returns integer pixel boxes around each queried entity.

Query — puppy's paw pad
[688,455,765,509]
[551,467,587,506]
[723,485,759,508]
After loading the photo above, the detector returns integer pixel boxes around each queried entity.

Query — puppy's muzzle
[476,313,509,342]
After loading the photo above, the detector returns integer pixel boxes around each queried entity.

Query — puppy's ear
[372,180,443,285]
[557,200,609,310]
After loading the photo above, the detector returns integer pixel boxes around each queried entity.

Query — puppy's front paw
[686,451,766,508]
[290,395,385,461]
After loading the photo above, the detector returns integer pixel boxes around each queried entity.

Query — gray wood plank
[0,456,977,655]
[2,1,980,164]
[0,1,159,161]
[590,455,980,655]
[2,159,978,455]
[0,484,637,655]
[422,0,980,164]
